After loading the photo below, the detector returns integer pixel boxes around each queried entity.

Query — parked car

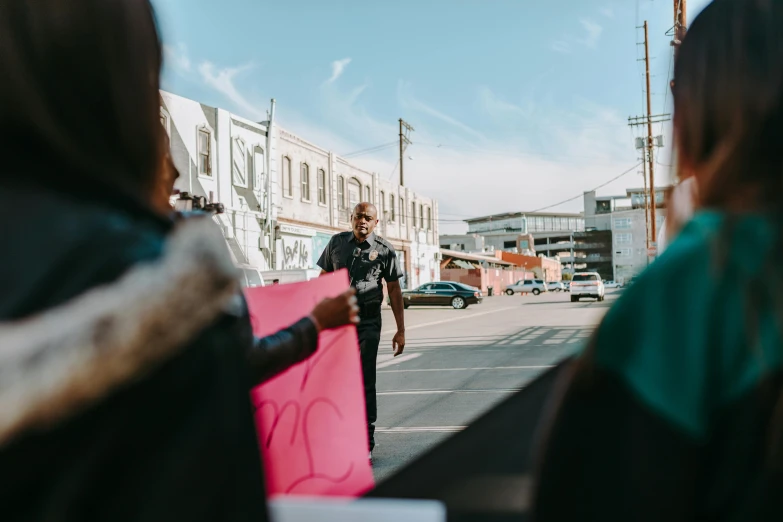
[570,272,605,302]
[401,282,483,310]
[546,281,565,292]
[604,280,624,289]
[505,279,548,296]
[236,264,265,288]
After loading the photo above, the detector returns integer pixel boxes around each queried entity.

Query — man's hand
[392,330,406,357]
[387,280,406,356]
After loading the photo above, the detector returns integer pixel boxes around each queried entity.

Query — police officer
[317,202,406,461]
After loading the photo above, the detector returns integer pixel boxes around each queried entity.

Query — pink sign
[245,270,374,498]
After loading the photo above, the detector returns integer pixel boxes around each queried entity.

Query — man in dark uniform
[317,202,406,461]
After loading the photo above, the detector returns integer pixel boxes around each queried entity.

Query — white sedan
[546,281,564,292]
[604,280,624,289]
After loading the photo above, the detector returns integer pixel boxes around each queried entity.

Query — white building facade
[161,91,440,288]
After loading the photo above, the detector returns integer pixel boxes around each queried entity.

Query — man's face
[352,204,379,239]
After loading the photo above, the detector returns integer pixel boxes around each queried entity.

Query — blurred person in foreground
[0,1,358,521]
[532,1,783,520]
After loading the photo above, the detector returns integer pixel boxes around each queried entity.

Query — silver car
[505,279,548,295]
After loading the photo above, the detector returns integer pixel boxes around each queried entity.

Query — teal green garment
[586,212,783,442]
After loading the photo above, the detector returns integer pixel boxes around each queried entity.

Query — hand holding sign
[245,270,374,497]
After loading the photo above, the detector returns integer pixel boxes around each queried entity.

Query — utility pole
[399,118,414,187]
[643,21,657,245]
[673,0,687,52]
[629,21,670,256]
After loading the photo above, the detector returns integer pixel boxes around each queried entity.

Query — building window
[535,216,544,231]
[427,207,432,230]
[400,198,405,224]
[504,240,516,249]
[253,147,265,193]
[160,109,171,136]
[419,204,424,229]
[317,169,327,205]
[615,248,632,257]
[411,202,417,228]
[390,194,396,221]
[232,138,247,187]
[616,233,632,244]
[614,217,632,229]
[348,178,361,210]
[380,191,386,220]
[282,156,292,197]
[365,185,372,203]
[337,176,345,208]
[198,129,212,176]
[301,163,311,201]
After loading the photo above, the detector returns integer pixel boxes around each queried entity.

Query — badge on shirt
[369,250,379,261]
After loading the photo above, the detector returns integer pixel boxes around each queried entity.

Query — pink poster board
[245,270,374,497]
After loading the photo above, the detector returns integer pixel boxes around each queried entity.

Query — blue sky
[153,0,710,233]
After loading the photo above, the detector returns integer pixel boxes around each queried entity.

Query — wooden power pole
[643,21,657,245]
[673,0,687,51]
[398,119,414,187]
[629,21,671,254]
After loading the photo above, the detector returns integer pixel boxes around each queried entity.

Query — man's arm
[387,280,406,356]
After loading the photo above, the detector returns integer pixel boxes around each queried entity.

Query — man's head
[351,202,379,240]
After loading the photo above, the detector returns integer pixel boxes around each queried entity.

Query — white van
[236,264,265,288]
[259,269,321,285]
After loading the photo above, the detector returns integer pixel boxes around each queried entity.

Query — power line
[342,141,398,158]
[522,162,643,214]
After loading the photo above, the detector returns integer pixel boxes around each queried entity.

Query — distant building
[439,233,485,253]
[583,186,669,282]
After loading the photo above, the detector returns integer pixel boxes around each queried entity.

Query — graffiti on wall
[282,236,312,270]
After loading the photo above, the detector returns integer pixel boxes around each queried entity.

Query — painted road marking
[377,388,521,396]
[376,353,422,369]
[375,426,466,433]
[380,307,518,336]
[377,365,553,374]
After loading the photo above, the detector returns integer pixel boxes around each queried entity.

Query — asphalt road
[371,288,620,483]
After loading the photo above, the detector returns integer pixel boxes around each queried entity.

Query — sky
[153,0,711,234]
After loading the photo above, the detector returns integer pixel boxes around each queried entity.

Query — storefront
[277,223,316,270]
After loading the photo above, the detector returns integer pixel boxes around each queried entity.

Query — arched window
[411,201,417,228]
[365,185,372,203]
[317,169,327,205]
[427,206,433,230]
[301,163,311,202]
[390,194,396,221]
[197,127,212,176]
[380,191,386,220]
[337,176,345,208]
[348,178,361,210]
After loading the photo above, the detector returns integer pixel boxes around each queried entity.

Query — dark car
[400,281,483,310]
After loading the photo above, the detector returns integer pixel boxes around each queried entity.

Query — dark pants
[357,315,381,452]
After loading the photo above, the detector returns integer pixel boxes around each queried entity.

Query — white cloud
[327,58,352,84]
[198,61,264,120]
[600,7,614,19]
[579,18,604,48]
[551,40,572,54]
[164,43,191,72]
[398,82,486,142]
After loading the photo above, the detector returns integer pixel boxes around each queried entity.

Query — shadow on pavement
[368,326,594,521]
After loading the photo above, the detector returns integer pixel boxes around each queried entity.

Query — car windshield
[244,269,263,286]
[574,274,598,282]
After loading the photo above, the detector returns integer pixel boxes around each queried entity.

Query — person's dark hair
[0,0,165,203]
[672,0,783,211]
